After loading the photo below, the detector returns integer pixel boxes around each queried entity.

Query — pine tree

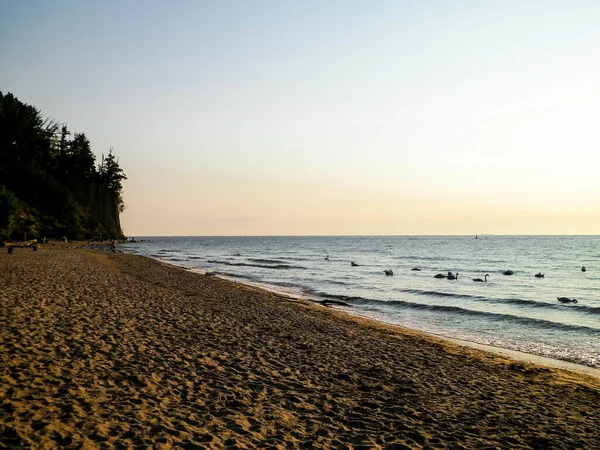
[99,148,127,212]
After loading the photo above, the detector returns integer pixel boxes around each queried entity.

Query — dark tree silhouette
[0,91,127,240]
[99,148,127,212]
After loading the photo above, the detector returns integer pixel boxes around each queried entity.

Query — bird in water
[473,274,489,282]
[324,255,329,261]
[535,272,544,278]
[384,269,394,276]
[502,270,514,275]
[434,273,447,279]
[411,268,421,271]
[351,261,359,267]
[582,266,586,272]
[557,297,577,304]
[447,272,458,280]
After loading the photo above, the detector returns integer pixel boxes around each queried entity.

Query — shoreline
[446,337,600,378]
[327,303,600,378]
[152,255,600,377]
[2,247,600,448]
[231,275,600,377]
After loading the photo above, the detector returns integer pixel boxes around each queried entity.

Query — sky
[1,0,599,235]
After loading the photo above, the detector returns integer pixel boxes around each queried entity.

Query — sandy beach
[2,247,600,449]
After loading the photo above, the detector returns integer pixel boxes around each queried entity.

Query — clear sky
[1,1,599,235]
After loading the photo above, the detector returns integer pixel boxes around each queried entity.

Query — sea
[118,236,600,369]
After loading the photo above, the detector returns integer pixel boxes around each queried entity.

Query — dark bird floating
[411,268,421,271]
[447,272,458,280]
[582,266,586,272]
[557,297,577,304]
[473,274,489,282]
[434,273,447,279]
[502,270,514,276]
[535,273,544,278]
[351,261,359,267]
[384,269,394,276]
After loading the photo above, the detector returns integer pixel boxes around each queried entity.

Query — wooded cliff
[0,92,126,241]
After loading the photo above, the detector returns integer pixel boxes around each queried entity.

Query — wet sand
[1,247,600,449]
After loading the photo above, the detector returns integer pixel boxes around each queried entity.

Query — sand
[1,246,600,449]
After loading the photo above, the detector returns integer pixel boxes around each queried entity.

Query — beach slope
[1,248,599,448]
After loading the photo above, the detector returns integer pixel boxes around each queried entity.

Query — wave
[393,255,508,265]
[248,258,289,264]
[399,288,600,315]
[323,279,353,286]
[315,293,600,333]
[493,298,600,315]
[578,286,600,291]
[318,293,369,303]
[401,288,486,300]
[274,256,313,261]
[207,260,306,270]
[393,255,447,262]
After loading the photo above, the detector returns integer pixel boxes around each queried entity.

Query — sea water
[119,236,600,368]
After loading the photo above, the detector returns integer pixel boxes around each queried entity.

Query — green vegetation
[0,91,126,242]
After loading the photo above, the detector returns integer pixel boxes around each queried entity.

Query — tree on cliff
[56,131,96,181]
[0,91,127,240]
[99,149,127,213]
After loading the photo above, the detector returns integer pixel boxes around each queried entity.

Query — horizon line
[123,234,599,238]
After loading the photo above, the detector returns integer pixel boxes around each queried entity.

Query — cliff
[68,179,122,238]
[0,91,126,241]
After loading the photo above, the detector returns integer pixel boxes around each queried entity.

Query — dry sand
[1,247,600,449]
